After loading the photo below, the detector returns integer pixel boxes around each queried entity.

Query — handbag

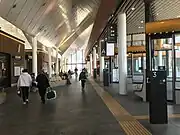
[17,89,21,97]
[46,87,56,100]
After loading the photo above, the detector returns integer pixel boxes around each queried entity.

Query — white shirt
[17,72,32,87]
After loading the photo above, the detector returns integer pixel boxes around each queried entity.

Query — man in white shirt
[17,69,32,104]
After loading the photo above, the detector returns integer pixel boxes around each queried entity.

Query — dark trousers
[81,80,86,89]
[66,78,71,85]
[38,88,46,103]
[21,87,29,102]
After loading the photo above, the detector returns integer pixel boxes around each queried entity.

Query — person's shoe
[23,102,26,105]
[26,99,29,103]
[41,100,45,104]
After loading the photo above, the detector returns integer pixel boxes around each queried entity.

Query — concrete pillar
[158,39,163,66]
[48,48,52,78]
[118,13,127,95]
[100,57,105,81]
[55,48,59,75]
[90,53,93,76]
[93,47,97,69]
[87,61,90,76]
[64,58,68,72]
[138,57,141,72]
[115,55,118,67]
[99,41,105,81]
[32,37,37,77]
[76,50,78,67]
[64,58,67,72]
[158,51,163,66]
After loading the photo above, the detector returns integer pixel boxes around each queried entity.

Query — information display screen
[106,43,114,56]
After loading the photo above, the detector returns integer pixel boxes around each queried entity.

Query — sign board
[107,24,117,43]
[101,40,106,56]
[158,66,165,71]
[106,43,115,56]
[14,66,21,76]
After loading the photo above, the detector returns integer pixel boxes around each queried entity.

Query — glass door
[175,34,180,91]
[151,38,174,102]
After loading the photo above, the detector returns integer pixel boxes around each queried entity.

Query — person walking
[74,67,78,80]
[36,70,50,104]
[17,69,32,104]
[30,73,37,92]
[79,69,87,91]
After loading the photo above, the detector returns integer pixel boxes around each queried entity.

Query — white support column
[76,50,78,67]
[118,13,127,95]
[158,51,163,66]
[99,41,105,82]
[32,37,37,77]
[64,58,68,72]
[158,39,163,66]
[90,53,93,76]
[60,57,63,72]
[87,61,90,75]
[55,48,59,75]
[93,47,97,69]
[100,57,105,81]
[115,55,118,67]
[48,48,52,78]
[138,57,141,72]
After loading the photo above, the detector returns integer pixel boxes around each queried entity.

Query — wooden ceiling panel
[0,0,15,18]
[0,0,101,53]
[15,0,37,27]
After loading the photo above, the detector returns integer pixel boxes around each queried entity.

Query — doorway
[0,53,11,88]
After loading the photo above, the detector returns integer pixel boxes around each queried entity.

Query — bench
[133,74,147,102]
[132,75,143,91]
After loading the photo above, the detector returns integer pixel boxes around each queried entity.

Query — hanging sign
[107,24,117,43]
[106,43,115,56]
[101,40,106,56]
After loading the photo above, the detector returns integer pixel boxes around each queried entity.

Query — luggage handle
[47,87,53,92]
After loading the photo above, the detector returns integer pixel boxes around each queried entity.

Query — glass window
[66,50,85,72]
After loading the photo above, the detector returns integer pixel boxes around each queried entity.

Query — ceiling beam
[59,14,94,55]
[85,0,117,56]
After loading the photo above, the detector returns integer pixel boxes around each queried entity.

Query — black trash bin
[93,69,97,79]
[103,69,109,86]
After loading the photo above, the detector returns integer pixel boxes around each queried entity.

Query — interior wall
[0,30,25,85]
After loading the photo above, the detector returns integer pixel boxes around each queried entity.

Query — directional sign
[101,40,106,56]
[102,49,106,54]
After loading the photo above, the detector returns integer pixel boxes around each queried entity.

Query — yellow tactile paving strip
[89,79,152,135]
[134,114,180,120]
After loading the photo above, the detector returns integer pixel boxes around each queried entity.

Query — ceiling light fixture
[131,7,135,11]
[141,21,144,23]
[177,16,180,18]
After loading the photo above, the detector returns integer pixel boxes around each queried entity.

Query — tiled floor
[89,79,151,135]
[0,80,124,135]
[95,80,180,135]
[2,78,180,135]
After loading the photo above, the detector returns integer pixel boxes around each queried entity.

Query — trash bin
[93,69,97,79]
[103,69,109,86]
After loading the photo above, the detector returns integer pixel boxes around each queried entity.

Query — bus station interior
[1,0,180,134]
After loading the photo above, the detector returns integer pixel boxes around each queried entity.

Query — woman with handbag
[79,69,87,91]
[36,70,50,104]
[17,69,32,104]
